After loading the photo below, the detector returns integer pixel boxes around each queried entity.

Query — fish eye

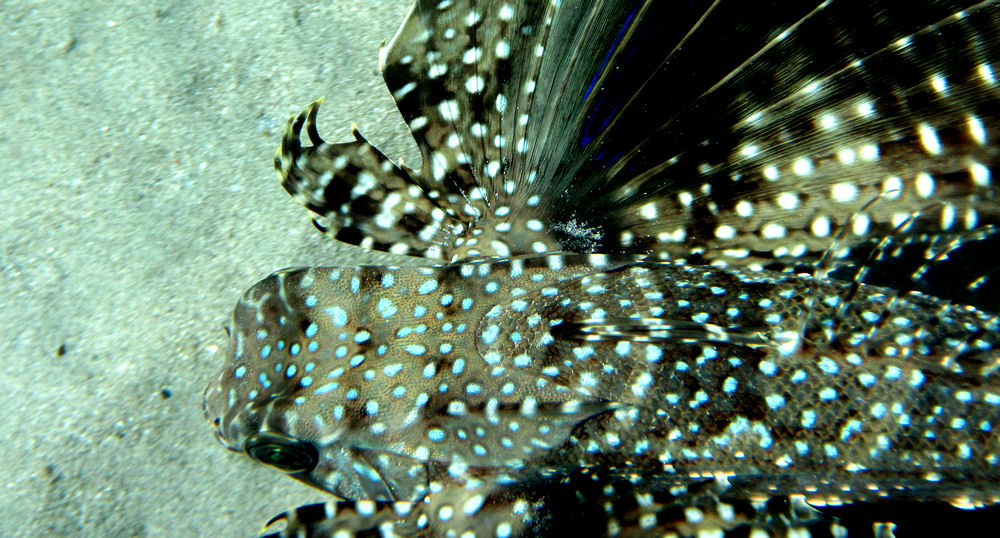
[244,432,318,474]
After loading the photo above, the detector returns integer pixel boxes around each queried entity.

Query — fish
[203,0,1000,536]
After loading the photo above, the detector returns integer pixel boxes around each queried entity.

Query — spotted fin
[277,0,1000,270]
[276,1,566,260]
[261,482,539,538]
[276,103,467,258]
[581,0,1000,268]
[259,501,421,537]
[261,474,860,537]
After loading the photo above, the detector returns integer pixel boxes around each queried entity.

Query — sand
[0,1,416,535]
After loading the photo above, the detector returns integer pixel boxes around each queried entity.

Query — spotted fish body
[205,0,1000,536]
[209,255,1000,534]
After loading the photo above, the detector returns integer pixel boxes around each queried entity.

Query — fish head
[203,266,431,502]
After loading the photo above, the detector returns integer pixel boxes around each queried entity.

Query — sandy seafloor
[0,1,421,535]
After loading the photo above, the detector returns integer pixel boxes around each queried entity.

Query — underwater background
[0,1,415,535]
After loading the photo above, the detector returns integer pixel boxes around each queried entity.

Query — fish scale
[204,0,1000,536]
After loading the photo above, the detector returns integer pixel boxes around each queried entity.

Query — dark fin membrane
[527,474,852,537]
[279,0,1000,268]
[530,0,1000,268]
[817,500,1000,537]
[826,224,1000,312]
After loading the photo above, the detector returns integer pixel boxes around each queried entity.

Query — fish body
[207,254,1000,535]
[204,0,1000,535]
